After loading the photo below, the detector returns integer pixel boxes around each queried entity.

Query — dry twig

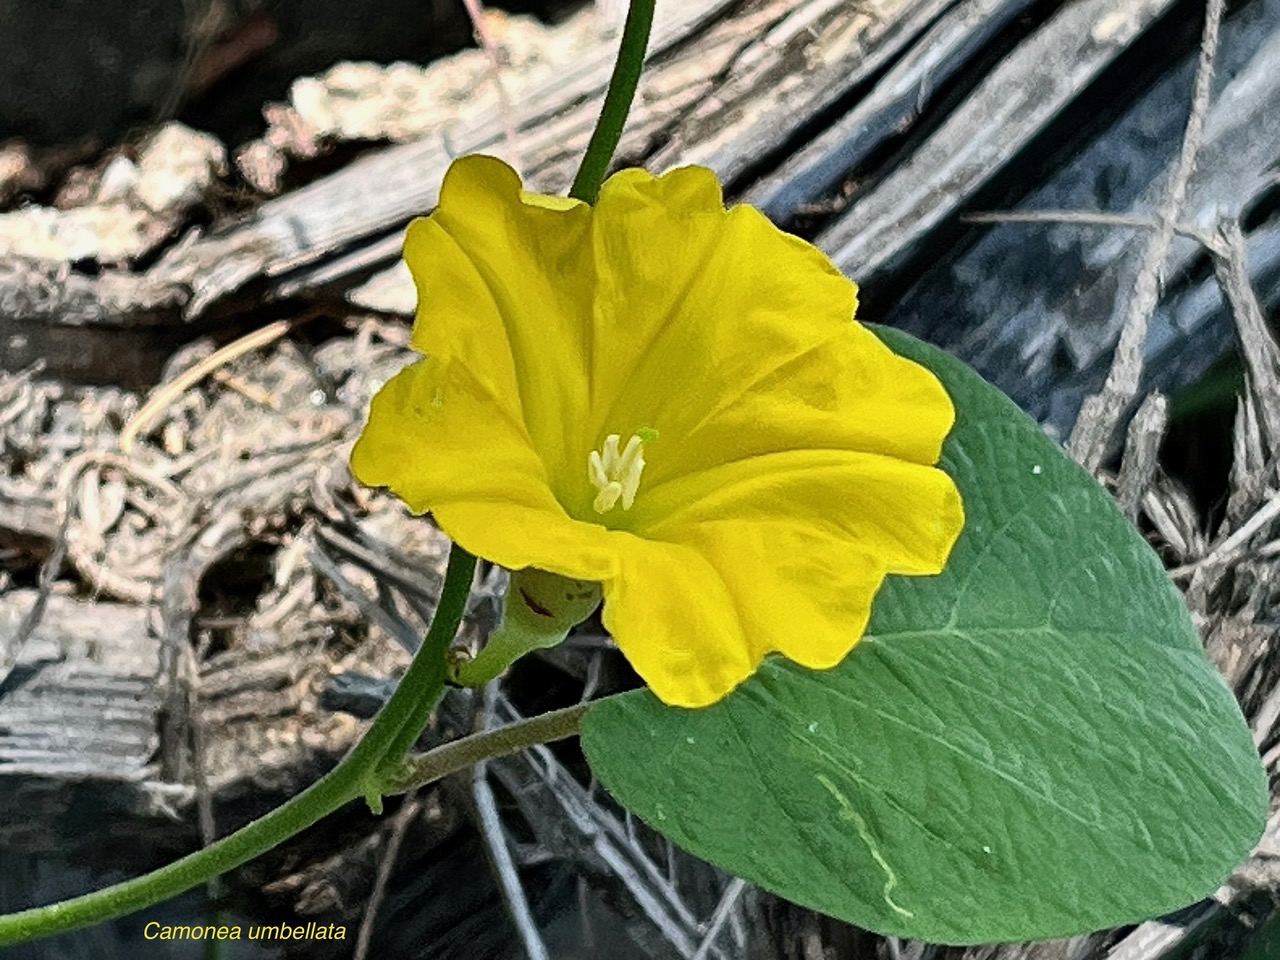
[1065,0,1225,473]
[473,687,551,960]
[120,319,292,454]
[1114,392,1168,521]
[1209,221,1280,458]
[354,791,424,960]
[692,877,747,960]
[459,0,523,174]
[484,692,742,960]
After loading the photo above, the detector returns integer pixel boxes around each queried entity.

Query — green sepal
[451,568,601,687]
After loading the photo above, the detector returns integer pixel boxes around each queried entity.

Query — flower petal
[601,513,909,707]
[407,156,595,491]
[351,356,538,510]
[600,533,757,708]
[637,449,963,578]
[673,517,890,672]
[434,499,619,585]
[616,450,962,705]
[584,172,859,467]
[668,321,958,482]
[351,357,616,582]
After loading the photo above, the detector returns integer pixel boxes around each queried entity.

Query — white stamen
[593,481,624,513]
[588,431,653,515]
[588,450,610,490]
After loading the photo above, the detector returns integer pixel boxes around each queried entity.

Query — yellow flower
[351,155,963,708]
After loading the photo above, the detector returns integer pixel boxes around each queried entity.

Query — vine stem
[0,546,476,946]
[0,690,599,946]
[386,699,596,795]
[569,0,657,204]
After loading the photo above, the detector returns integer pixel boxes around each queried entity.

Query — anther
[588,431,652,514]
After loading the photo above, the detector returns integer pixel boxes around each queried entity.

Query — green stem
[370,546,478,784]
[0,545,476,947]
[568,0,657,204]
[0,759,359,947]
[385,699,596,795]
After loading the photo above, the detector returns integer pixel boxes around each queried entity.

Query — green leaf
[580,325,1266,944]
